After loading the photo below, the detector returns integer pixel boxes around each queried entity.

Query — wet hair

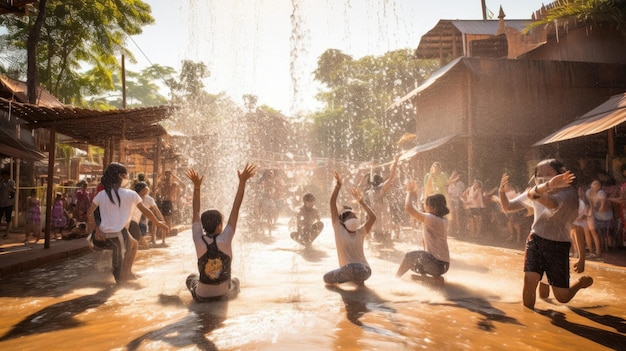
[77,180,87,188]
[534,159,565,177]
[339,206,355,222]
[371,174,384,186]
[137,173,146,181]
[303,193,315,202]
[201,209,223,236]
[101,162,127,206]
[533,158,579,189]
[425,194,449,217]
[134,182,148,194]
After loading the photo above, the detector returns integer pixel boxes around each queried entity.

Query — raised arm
[330,171,342,227]
[499,174,523,212]
[528,170,576,209]
[227,163,257,231]
[349,186,376,234]
[185,168,204,223]
[405,180,426,222]
[381,153,401,194]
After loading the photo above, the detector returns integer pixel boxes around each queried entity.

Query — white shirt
[92,188,142,236]
[332,221,369,267]
[131,194,156,223]
[422,213,450,263]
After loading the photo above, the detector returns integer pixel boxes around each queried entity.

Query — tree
[166,60,212,107]
[524,0,626,33]
[107,64,175,108]
[310,49,438,162]
[0,0,155,106]
[26,0,47,104]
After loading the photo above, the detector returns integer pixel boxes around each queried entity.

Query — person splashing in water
[87,163,169,283]
[324,171,376,287]
[185,164,256,302]
[396,180,450,284]
[499,159,593,309]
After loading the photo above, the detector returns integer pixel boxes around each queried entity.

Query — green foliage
[524,0,626,33]
[161,60,242,137]
[107,64,175,108]
[310,48,438,162]
[166,60,211,106]
[0,0,155,106]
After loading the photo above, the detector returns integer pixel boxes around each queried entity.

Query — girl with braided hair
[184,164,256,302]
[87,163,169,283]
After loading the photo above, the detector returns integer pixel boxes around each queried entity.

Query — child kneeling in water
[396,180,450,281]
[185,164,256,302]
[324,171,376,286]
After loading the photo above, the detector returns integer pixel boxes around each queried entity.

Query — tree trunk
[26,0,47,104]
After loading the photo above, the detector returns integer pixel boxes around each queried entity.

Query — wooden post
[44,125,56,249]
[608,128,615,175]
[466,72,474,183]
[119,54,127,165]
[109,138,115,165]
[13,158,20,229]
[154,136,162,183]
[103,138,111,166]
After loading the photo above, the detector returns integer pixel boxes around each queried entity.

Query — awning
[534,92,626,146]
[387,57,464,110]
[362,134,456,169]
[0,116,46,160]
[400,134,456,161]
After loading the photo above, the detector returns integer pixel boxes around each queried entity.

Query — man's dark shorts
[524,233,571,288]
[159,200,173,216]
[0,206,13,223]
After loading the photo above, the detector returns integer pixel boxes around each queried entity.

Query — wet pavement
[0,218,625,350]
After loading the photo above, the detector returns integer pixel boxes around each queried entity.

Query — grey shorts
[323,263,371,285]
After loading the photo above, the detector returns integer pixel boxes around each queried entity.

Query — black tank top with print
[197,236,231,285]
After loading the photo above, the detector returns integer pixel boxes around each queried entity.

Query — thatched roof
[0,76,173,150]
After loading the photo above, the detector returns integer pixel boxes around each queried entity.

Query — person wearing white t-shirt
[324,171,377,286]
[130,182,165,248]
[396,180,450,282]
[499,159,593,310]
[184,164,256,302]
[87,163,168,283]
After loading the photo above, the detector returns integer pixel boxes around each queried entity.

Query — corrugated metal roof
[534,92,626,145]
[449,20,531,35]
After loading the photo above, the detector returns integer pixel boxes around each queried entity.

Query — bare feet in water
[577,276,594,289]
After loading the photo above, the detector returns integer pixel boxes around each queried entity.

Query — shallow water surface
[0,217,625,350]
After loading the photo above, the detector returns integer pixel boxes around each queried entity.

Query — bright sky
[128,0,549,115]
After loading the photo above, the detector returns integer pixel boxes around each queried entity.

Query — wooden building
[393,2,626,186]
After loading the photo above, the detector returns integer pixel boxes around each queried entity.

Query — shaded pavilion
[0,76,174,248]
[0,0,34,16]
